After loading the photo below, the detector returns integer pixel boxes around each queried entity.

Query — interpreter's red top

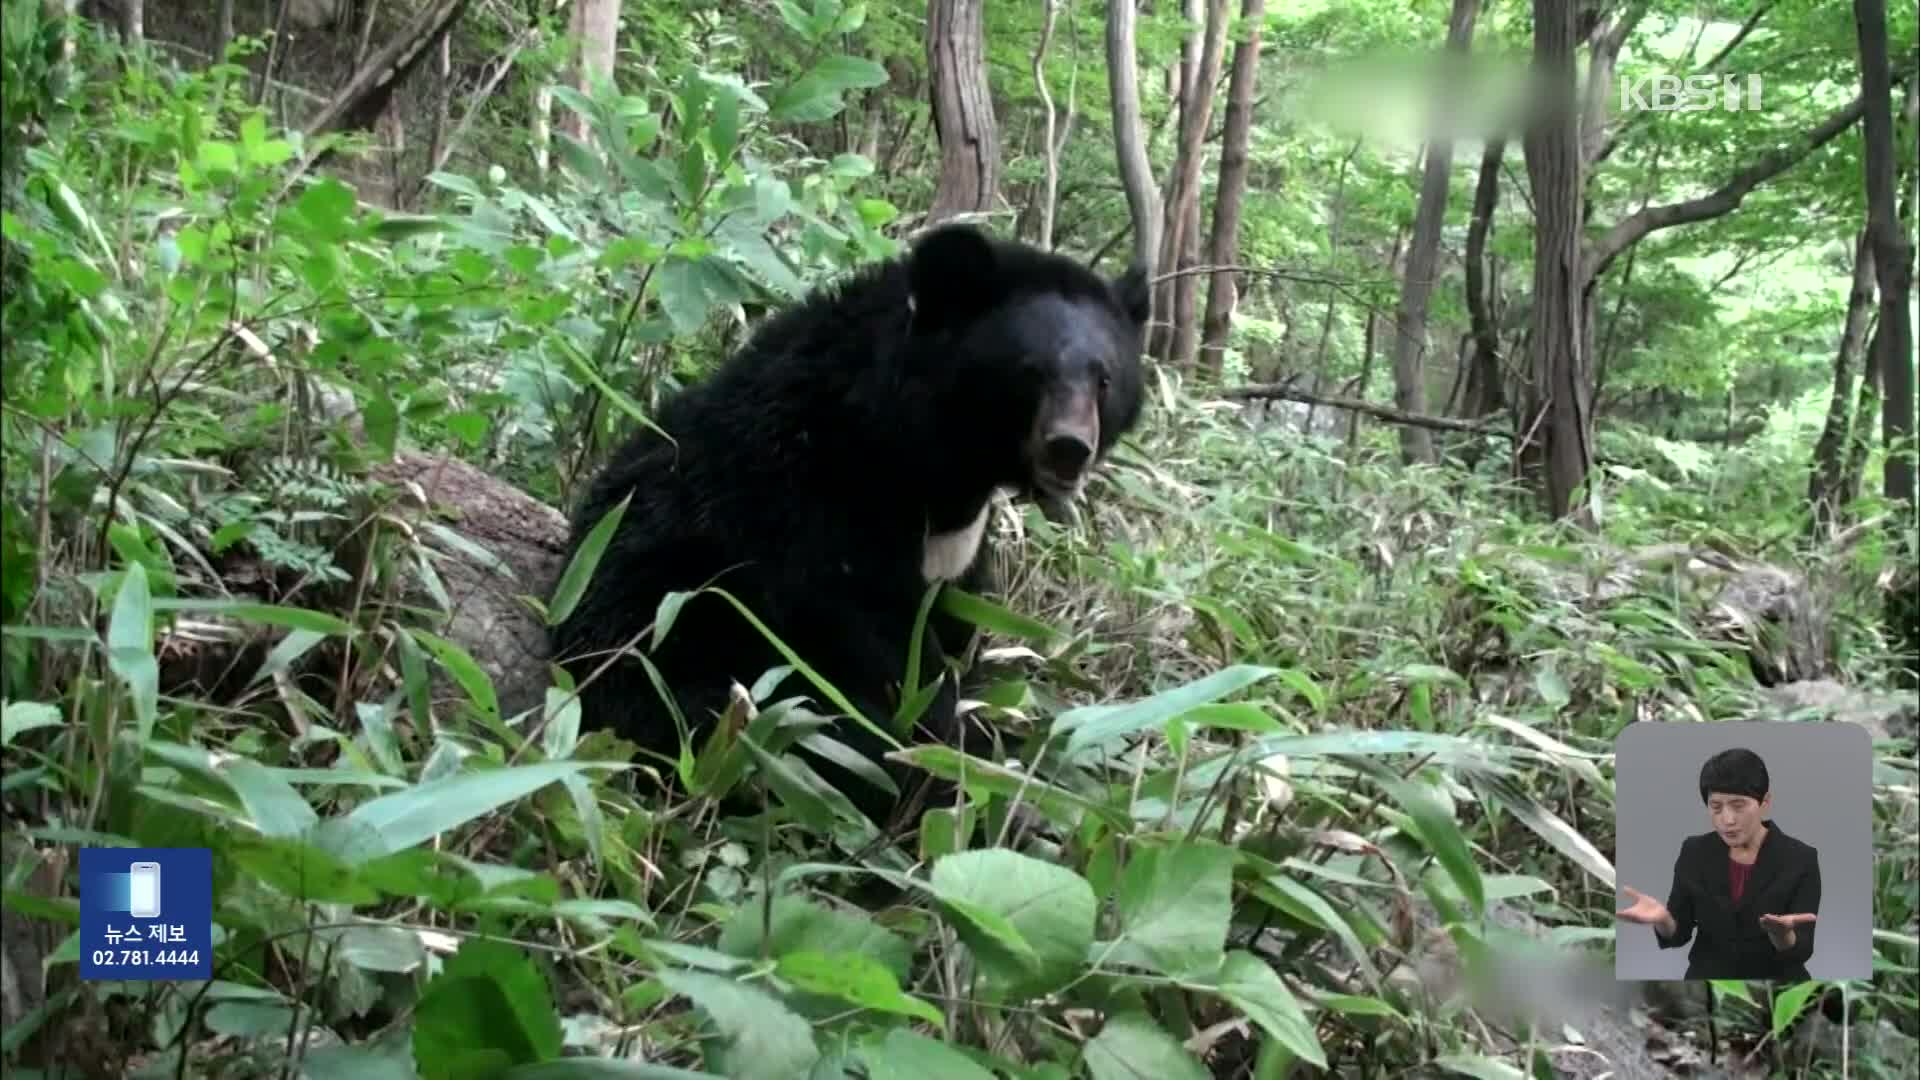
[1729,857,1753,904]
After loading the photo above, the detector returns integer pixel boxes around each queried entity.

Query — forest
[0,0,1916,1077]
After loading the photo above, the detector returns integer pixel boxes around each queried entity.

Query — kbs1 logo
[1620,74,1764,113]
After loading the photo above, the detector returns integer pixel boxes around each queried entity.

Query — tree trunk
[1807,229,1877,536]
[1198,0,1265,375]
[1032,0,1064,249]
[215,0,234,59]
[1390,0,1478,465]
[1156,0,1230,366]
[1521,0,1592,523]
[1852,0,1916,515]
[560,0,621,142]
[1107,0,1161,276]
[1348,227,1405,452]
[1462,134,1507,421]
[1843,324,1882,506]
[927,0,1000,222]
[120,0,141,42]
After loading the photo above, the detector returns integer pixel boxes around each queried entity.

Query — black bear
[548,223,1150,829]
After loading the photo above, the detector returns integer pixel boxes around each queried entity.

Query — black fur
[549,224,1150,828]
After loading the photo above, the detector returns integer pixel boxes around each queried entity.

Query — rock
[1763,679,1918,743]
[1704,562,1831,686]
[367,451,569,727]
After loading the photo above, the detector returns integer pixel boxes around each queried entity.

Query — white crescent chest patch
[921,500,992,584]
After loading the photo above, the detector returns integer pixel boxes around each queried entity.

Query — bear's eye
[1095,367,1112,393]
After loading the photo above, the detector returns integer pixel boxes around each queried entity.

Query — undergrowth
[2,9,1916,1080]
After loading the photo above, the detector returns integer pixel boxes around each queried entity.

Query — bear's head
[905,224,1151,504]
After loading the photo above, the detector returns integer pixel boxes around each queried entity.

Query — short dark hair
[1698,747,1769,804]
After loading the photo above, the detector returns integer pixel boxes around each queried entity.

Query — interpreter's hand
[1616,886,1675,936]
[1759,912,1816,949]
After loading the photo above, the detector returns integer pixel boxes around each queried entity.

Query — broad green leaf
[930,848,1095,998]
[1195,951,1329,1069]
[1105,837,1236,977]
[858,1029,993,1080]
[1082,1012,1208,1080]
[1770,979,1824,1038]
[770,56,890,123]
[774,950,944,1028]
[230,836,377,905]
[718,895,912,980]
[656,970,819,1080]
[413,938,564,1079]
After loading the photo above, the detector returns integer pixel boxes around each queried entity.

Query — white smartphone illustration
[128,861,161,919]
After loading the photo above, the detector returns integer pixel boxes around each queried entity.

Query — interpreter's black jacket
[1655,819,1820,981]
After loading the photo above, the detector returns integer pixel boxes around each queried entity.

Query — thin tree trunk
[1462,134,1506,421]
[215,0,234,60]
[1107,0,1161,275]
[120,0,141,43]
[1852,0,1916,515]
[1308,142,1362,402]
[1032,0,1065,249]
[1390,0,1478,465]
[1808,229,1878,535]
[1521,0,1592,523]
[1156,0,1230,365]
[1198,0,1265,375]
[1348,228,1405,451]
[1843,321,1882,507]
[927,0,1000,222]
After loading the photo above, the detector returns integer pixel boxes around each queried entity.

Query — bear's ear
[908,224,999,328]
[1111,261,1151,328]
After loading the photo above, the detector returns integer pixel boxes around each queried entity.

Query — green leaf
[334,760,604,862]
[774,950,944,1028]
[2,701,63,747]
[151,598,355,637]
[293,178,357,240]
[1197,952,1329,1069]
[1429,1054,1530,1080]
[219,758,322,838]
[546,494,630,626]
[929,848,1094,999]
[1770,980,1824,1039]
[1082,1012,1209,1080]
[105,562,158,740]
[499,1061,721,1079]
[655,970,819,1080]
[407,629,499,723]
[716,895,911,979]
[196,140,239,179]
[1057,664,1286,757]
[1379,772,1484,917]
[858,1029,992,1080]
[654,257,722,335]
[230,835,378,905]
[770,56,889,124]
[413,938,563,1079]
[1105,837,1237,977]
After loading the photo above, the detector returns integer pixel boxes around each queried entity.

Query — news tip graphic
[79,847,213,981]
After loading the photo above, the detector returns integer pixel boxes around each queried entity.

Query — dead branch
[1219,382,1511,438]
